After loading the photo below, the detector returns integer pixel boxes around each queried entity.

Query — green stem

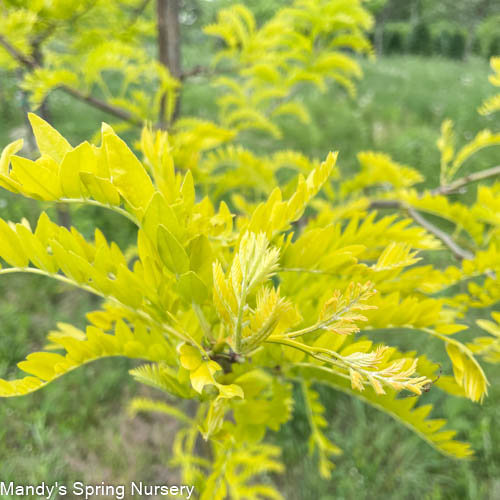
[265,337,344,370]
[294,362,352,383]
[279,267,335,275]
[285,297,360,338]
[0,266,190,346]
[234,273,248,354]
[59,198,140,226]
[193,302,212,340]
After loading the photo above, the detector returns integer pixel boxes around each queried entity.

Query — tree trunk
[374,21,385,55]
[157,0,181,128]
[410,0,421,24]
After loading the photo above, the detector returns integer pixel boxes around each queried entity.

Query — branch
[0,266,192,345]
[31,24,58,51]
[58,85,141,125]
[59,197,140,226]
[369,200,473,261]
[368,164,500,260]
[126,0,152,28]
[30,0,98,49]
[0,34,36,69]
[180,65,214,81]
[0,34,141,125]
[432,165,500,195]
[406,206,474,261]
[368,199,400,210]
[157,0,182,126]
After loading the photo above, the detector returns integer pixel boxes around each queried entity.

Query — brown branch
[431,165,500,195]
[157,0,181,79]
[180,65,214,81]
[368,164,500,260]
[369,200,473,261]
[368,199,400,210]
[132,0,152,18]
[0,34,36,69]
[0,34,141,125]
[58,85,141,125]
[31,24,58,50]
[126,0,152,28]
[406,206,474,261]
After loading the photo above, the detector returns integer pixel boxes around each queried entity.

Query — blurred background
[1,1,500,499]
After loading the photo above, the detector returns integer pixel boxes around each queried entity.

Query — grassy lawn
[0,55,499,499]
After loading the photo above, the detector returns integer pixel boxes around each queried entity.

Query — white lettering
[73,481,84,496]
[116,485,125,499]
[131,481,143,495]
[85,484,95,499]
[0,480,194,498]
[0,482,13,496]
[46,483,55,499]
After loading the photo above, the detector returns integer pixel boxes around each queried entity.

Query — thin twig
[0,266,193,346]
[58,85,141,124]
[59,197,140,226]
[180,65,214,81]
[0,34,36,68]
[30,24,57,50]
[126,0,152,28]
[368,199,400,210]
[431,165,500,195]
[369,199,473,260]
[369,165,500,260]
[29,0,98,49]
[406,206,473,260]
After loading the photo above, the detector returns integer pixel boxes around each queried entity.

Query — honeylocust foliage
[1,2,500,498]
[479,57,500,116]
[0,0,176,126]
[172,0,374,185]
[203,1,373,137]
[1,96,500,493]
[0,0,372,136]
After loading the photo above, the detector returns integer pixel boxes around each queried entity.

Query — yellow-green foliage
[0,0,177,126]
[1,1,500,497]
[1,93,500,493]
[0,0,372,137]
[170,0,373,177]
[204,1,373,138]
[479,57,500,116]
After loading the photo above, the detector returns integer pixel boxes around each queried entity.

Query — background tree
[365,0,500,57]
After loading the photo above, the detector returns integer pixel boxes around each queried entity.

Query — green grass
[1,55,500,499]
[270,56,495,188]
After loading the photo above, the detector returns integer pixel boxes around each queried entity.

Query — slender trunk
[373,2,389,56]
[157,0,181,128]
[32,44,71,228]
[374,18,385,56]
[410,0,421,25]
